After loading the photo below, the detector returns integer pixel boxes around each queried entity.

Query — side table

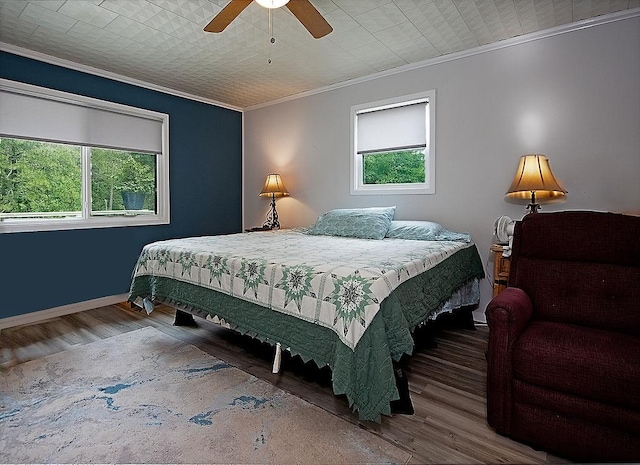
[490,244,511,298]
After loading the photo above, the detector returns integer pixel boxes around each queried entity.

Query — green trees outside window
[0,137,156,217]
[91,148,156,212]
[0,138,81,216]
[363,149,426,185]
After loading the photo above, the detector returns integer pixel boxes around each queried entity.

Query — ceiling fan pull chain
[268,8,275,64]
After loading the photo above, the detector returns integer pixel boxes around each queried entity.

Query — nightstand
[490,244,511,297]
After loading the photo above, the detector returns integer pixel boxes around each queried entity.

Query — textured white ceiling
[1,0,638,109]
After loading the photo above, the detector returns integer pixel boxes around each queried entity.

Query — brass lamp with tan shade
[506,154,567,214]
[260,173,289,229]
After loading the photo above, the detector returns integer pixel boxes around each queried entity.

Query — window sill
[0,213,170,234]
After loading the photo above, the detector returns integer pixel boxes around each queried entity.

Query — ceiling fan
[204,0,333,39]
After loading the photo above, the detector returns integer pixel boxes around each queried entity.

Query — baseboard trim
[1,294,483,331]
[0,294,130,330]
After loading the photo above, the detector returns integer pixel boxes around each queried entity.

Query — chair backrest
[508,211,640,336]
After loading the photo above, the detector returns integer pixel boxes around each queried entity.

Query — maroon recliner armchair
[485,211,640,462]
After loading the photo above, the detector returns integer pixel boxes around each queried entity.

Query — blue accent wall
[0,51,243,319]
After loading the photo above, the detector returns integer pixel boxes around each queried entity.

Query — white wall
[243,15,640,322]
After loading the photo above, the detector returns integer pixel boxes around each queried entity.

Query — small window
[351,90,435,195]
[0,79,169,233]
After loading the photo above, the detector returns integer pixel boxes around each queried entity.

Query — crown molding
[246,7,640,111]
[0,42,243,113]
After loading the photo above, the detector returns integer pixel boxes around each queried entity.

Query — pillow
[385,220,443,240]
[306,206,396,240]
[386,220,471,242]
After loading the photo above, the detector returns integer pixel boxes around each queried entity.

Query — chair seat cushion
[512,321,640,409]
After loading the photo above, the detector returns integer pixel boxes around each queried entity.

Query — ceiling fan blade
[204,0,253,33]
[285,0,333,39]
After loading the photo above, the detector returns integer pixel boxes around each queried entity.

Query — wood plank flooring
[1,304,568,464]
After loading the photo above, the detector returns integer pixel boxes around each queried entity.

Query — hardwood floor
[1,304,567,464]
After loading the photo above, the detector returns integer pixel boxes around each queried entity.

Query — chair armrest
[486,287,534,344]
[484,287,534,433]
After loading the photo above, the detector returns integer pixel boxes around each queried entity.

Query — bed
[128,220,484,422]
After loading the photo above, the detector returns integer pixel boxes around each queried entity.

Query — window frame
[350,90,435,195]
[0,79,170,234]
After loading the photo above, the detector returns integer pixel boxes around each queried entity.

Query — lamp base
[526,191,540,214]
[526,202,541,214]
[262,195,280,229]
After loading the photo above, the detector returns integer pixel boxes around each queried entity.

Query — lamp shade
[506,154,567,201]
[259,173,289,197]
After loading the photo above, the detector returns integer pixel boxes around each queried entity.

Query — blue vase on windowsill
[121,191,146,210]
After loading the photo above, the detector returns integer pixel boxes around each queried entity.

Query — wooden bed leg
[390,362,414,415]
[173,309,198,327]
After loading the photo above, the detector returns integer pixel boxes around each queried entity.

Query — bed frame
[170,303,477,417]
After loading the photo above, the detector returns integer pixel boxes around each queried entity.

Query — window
[351,90,435,195]
[0,79,169,233]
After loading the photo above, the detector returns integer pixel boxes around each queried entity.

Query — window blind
[0,80,163,154]
[356,100,427,154]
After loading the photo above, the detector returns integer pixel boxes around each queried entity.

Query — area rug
[0,326,411,464]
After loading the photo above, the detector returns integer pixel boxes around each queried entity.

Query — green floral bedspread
[128,230,484,421]
[131,230,474,349]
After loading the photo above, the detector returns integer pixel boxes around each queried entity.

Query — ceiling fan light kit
[204,0,332,39]
[256,0,290,8]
